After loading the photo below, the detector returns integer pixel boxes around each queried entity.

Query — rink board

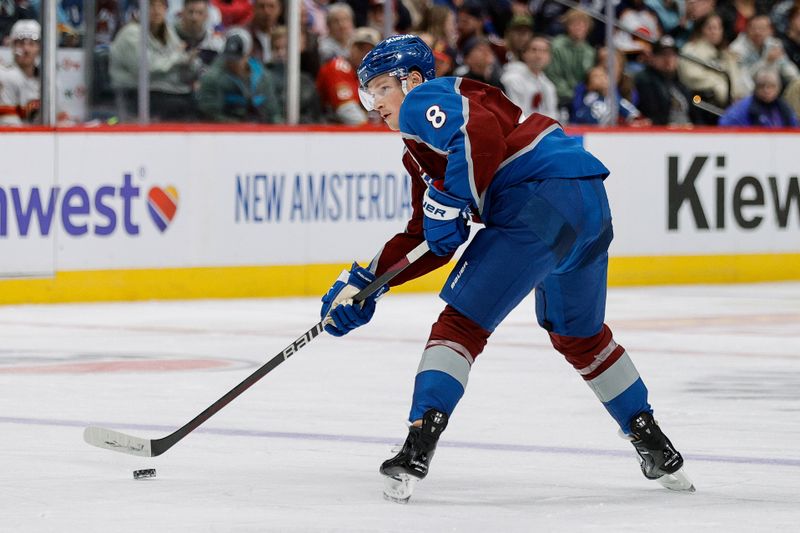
[0,127,798,303]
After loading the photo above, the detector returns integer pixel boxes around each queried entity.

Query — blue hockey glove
[320,263,389,337]
[422,186,471,256]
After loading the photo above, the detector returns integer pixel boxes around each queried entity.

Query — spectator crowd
[2,0,800,127]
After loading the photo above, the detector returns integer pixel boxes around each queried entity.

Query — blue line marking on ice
[3,415,799,468]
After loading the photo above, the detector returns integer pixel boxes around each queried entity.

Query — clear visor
[357,70,408,112]
[358,86,377,112]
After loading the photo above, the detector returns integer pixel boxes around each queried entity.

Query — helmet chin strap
[401,77,410,96]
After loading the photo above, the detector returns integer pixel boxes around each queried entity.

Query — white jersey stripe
[454,78,482,212]
[400,132,449,155]
[497,123,561,171]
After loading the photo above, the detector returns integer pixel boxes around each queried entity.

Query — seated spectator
[304,0,328,37]
[249,0,282,64]
[267,26,321,123]
[780,5,800,69]
[454,35,505,90]
[0,19,40,125]
[417,4,458,52]
[0,1,37,45]
[771,0,800,35]
[671,0,716,47]
[783,77,800,117]
[504,14,534,62]
[500,35,558,119]
[530,0,605,45]
[212,0,253,27]
[678,12,748,110]
[719,67,799,126]
[175,0,224,70]
[318,3,355,63]
[316,26,380,124]
[416,4,458,70]
[197,28,283,122]
[730,14,799,93]
[634,35,696,125]
[367,0,412,37]
[168,0,223,33]
[572,65,644,125]
[717,0,771,43]
[545,8,596,110]
[110,0,200,121]
[595,45,640,104]
[644,0,683,35]
[456,1,485,51]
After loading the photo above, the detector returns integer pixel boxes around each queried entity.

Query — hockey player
[320,34,694,502]
[0,19,41,126]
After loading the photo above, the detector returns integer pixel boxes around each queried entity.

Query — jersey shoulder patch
[400,78,461,135]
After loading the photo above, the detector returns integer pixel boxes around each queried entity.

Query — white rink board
[0,130,798,277]
[0,133,55,277]
[2,132,411,271]
[585,132,800,256]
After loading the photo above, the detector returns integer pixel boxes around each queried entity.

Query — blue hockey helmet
[356,35,435,109]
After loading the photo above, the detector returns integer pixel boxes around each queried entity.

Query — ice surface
[1,283,799,532]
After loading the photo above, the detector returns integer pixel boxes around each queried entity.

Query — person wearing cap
[546,8,596,111]
[110,0,200,121]
[196,27,283,122]
[454,35,504,90]
[504,14,534,62]
[634,35,696,125]
[0,19,40,126]
[316,26,380,124]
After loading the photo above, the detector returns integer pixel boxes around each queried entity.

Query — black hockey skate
[380,409,448,503]
[628,412,695,492]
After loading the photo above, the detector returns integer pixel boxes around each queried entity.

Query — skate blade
[657,467,696,492]
[382,473,417,504]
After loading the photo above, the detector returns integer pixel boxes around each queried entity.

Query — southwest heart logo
[147,186,178,232]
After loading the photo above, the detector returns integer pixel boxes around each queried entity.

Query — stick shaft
[86,241,430,457]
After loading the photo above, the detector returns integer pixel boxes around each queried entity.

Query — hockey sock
[550,324,652,434]
[409,346,468,421]
[408,307,490,422]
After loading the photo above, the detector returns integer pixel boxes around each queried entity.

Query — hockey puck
[133,468,156,479]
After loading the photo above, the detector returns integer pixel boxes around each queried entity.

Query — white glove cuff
[423,189,463,221]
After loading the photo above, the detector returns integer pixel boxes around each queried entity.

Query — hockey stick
[83,241,430,457]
